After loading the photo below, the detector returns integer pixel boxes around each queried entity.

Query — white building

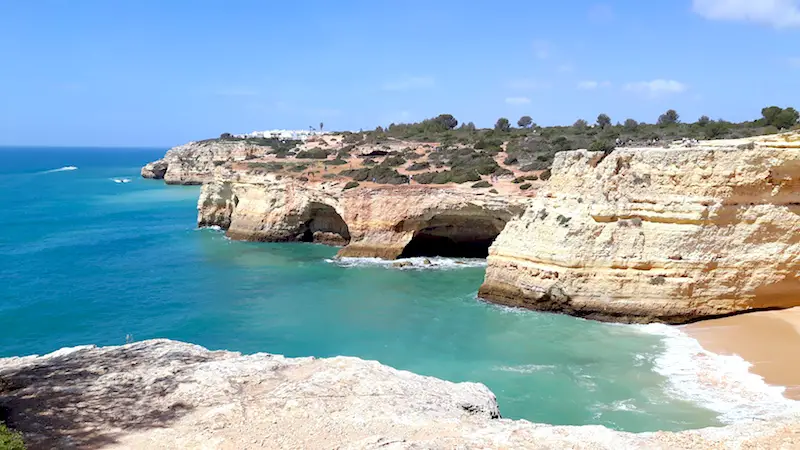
[235,129,328,141]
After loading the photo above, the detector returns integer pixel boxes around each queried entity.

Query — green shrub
[381,155,406,167]
[295,148,329,159]
[298,176,309,182]
[0,423,25,450]
[471,180,492,188]
[519,183,532,190]
[539,169,552,181]
[362,158,377,166]
[324,158,348,165]
[343,181,360,190]
[503,155,518,165]
[512,175,539,183]
[589,139,615,152]
[247,162,283,172]
[519,161,550,171]
[289,164,308,172]
[407,161,430,171]
[489,188,498,194]
[341,166,408,185]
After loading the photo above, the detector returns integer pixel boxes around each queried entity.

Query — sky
[1,0,799,147]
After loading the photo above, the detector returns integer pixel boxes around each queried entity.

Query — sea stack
[479,133,800,324]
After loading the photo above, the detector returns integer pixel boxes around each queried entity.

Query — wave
[635,323,800,424]
[327,256,487,270]
[40,166,77,173]
[491,364,556,374]
[111,178,131,184]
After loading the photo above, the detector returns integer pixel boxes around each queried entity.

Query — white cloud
[692,0,800,28]
[588,3,615,23]
[381,76,435,91]
[507,78,551,90]
[577,80,611,90]
[505,97,531,105]
[624,79,687,97]
[532,39,551,59]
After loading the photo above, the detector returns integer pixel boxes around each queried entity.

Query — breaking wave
[327,256,487,270]
[635,323,800,424]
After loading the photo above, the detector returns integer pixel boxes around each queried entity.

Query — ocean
[1,147,795,432]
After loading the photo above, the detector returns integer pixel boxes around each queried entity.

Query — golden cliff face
[198,176,526,259]
[479,134,800,323]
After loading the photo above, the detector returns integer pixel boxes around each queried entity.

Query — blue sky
[1,0,799,147]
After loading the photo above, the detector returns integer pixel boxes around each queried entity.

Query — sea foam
[327,256,487,270]
[636,323,800,424]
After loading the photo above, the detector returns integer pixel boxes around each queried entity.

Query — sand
[684,308,800,400]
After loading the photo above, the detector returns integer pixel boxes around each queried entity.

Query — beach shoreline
[683,307,800,401]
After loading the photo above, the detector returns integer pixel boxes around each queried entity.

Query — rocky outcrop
[141,140,272,185]
[0,339,797,449]
[480,134,800,323]
[198,176,526,259]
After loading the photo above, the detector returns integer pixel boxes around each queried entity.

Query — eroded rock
[479,133,800,323]
[0,339,797,449]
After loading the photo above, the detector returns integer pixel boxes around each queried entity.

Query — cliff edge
[198,175,527,259]
[1,339,797,449]
[479,133,800,323]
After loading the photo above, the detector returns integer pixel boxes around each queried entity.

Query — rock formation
[0,339,797,449]
[480,134,800,323]
[141,140,272,185]
[198,175,526,259]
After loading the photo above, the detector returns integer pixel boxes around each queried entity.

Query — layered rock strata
[141,140,271,185]
[0,339,797,449]
[480,135,800,323]
[198,175,526,259]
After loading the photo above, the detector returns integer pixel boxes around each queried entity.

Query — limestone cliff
[0,339,796,449]
[480,134,800,323]
[198,175,526,259]
[141,140,272,185]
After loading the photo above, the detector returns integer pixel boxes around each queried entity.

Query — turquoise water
[0,147,745,432]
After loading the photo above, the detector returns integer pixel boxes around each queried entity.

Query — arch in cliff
[398,214,506,258]
[298,202,351,246]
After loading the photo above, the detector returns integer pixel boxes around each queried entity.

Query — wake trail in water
[40,166,78,173]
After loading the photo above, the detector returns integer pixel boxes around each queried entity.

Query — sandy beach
[684,308,800,400]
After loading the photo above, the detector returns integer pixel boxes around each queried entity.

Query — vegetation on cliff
[0,423,25,450]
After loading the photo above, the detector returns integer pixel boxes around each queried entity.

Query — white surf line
[635,323,800,424]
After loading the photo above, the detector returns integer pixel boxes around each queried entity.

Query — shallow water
[1,147,795,432]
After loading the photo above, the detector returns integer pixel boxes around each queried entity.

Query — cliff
[141,140,272,185]
[0,339,796,449]
[198,175,527,259]
[479,133,800,323]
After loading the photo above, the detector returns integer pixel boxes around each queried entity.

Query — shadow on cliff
[0,343,211,449]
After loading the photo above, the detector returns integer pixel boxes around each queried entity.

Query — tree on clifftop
[435,114,458,130]
[517,116,533,128]
[573,119,588,130]
[657,109,680,125]
[762,106,799,129]
[623,118,639,131]
[596,113,612,128]
[495,117,511,132]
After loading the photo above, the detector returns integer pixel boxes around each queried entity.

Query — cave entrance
[299,203,351,246]
[399,216,504,258]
